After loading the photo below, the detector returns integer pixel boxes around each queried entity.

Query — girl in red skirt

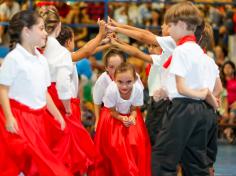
[40,7,105,175]
[0,10,72,176]
[92,63,151,176]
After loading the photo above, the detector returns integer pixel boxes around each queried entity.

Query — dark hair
[8,10,41,50]
[103,48,126,67]
[164,1,202,31]
[39,6,60,34]
[220,60,236,87]
[57,26,74,46]
[114,62,137,80]
[195,21,215,51]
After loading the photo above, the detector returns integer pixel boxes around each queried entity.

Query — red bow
[163,35,196,69]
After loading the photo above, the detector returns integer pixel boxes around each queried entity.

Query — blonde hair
[38,6,60,34]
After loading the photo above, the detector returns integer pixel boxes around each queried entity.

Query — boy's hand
[153,88,168,102]
[108,16,120,27]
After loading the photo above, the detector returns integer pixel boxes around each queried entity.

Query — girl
[93,48,126,130]
[92,62,151,176]
[0,10,71,176]
[40,7,105,175]
[220,61,236,143]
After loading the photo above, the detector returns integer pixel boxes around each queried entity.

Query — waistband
[10,99,46,114]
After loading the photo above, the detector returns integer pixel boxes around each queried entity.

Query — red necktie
[162,35,196,69]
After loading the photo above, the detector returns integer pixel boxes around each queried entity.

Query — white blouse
[103,81,143,114]
[0,44,51,109]
[44,36,78,99]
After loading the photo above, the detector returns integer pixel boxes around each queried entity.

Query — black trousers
[145,98,170,146]
[152,98,209,176]
[204,102,218,167]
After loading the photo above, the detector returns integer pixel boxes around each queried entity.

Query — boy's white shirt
[148,36,176,96]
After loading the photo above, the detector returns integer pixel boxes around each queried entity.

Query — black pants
[145,98,170,146]
[204,103,218,167]
[152,98,209,176]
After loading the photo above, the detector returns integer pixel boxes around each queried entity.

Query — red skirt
[90,107,151,176]
[46,83,98,174]
[0,99,72,176]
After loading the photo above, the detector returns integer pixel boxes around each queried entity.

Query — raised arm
[71,19,106,62]
[111,38,153,63]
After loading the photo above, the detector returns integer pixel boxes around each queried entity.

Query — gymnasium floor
[215,140,236,176]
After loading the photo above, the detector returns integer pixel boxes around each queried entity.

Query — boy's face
[161,23,169,36]
[168,21,187,41]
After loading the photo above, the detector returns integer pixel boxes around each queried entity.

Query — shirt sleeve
[132,84,144,106]
[169,48,190,78]
[93,76,106,105]
[156,36,176,55]
[0,56,18,86]
[102,82,117,108]
[150,54,162,66]
[55,51,73,100]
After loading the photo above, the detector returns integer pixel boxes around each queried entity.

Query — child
[93,48,126,129]
[40,7,105,175]
[109,22,176,145]
[151,2,217,175]
[92,62,151,176]
[0,10,71,176]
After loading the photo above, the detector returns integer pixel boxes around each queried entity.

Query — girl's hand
[98,18,106,38]
[55,115,66,130]
[5,116,19,134]
[121,116,131,127]
[105,24,116,33]
[129,115,136,125]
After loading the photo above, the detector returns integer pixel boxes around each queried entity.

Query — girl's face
[106,55,124,80]
[224,63,234,77]
[115,70,135,96]
[26,18,47,48]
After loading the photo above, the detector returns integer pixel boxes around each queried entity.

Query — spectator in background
[0,0,20,43]
[220,60,236,143]
[214,45,228,67]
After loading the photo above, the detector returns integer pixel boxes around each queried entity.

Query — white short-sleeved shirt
[93,72,144,105]
[148,36,176,96]
[102,81,143,114]
[0,44,51,109]
[44,36,78,100]
[168,42,206,99]
[93,72,112,105]
[203,54,220,91]
[0,2,20,19]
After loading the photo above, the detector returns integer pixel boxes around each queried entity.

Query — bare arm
[107,25,157,46]
[71,19,106,62]
[46,92,65,130]
[111,39,153,63]
[213,77,223,97]
[92,43,111,55]
[0,85,18,133]
[94,104,101,130]
[176,76,208,99]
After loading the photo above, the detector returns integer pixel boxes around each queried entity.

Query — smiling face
[115,70,135,96]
